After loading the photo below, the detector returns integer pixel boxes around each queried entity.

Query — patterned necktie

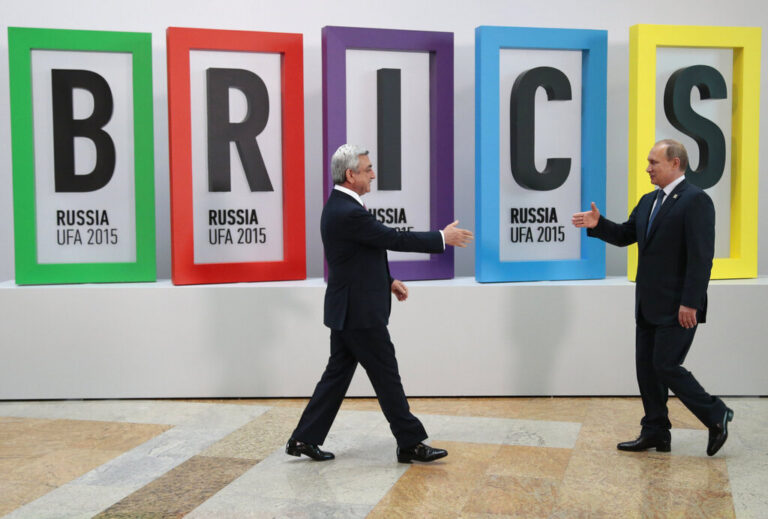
[646,189,665,237]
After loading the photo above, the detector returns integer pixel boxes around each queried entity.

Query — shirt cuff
[439,230,445,250]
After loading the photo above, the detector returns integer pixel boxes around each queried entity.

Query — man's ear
[345,169,354,184]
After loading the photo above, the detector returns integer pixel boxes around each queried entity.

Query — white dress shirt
[333,185,364,207]
[650,174,686,214]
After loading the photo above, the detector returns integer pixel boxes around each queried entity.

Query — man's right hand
[571,202,600,229]
[442,220,474,248]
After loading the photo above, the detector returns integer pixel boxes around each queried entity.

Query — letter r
[206,68,273,192]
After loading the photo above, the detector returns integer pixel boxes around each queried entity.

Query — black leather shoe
[285,438,334,461]
[617,435,671,452]
[396,442,448,463]
[707,408,734,456]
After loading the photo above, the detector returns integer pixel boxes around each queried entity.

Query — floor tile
[188,396,592,422]
[433,415,581,448]
[462,475,559,518]
[0,400,268,427]
[0,417,171,515]
[3,448,127,486]
[643,487,735,518]
[0,417,55,442]
[0,419,169,452]
[552,446,736,518]
[1,483,136,519]
[563,448,730,492]
[457,513,514,519]
[369,441,501,517]
[188,496,373,518]
[573,421,645,451]
[93,455,256,518]
[486,444,572,480]
[0,480,57,517]
[199,406,302,460]
[189,431,409,515]
[0,397,765,519]
[411,397,590,423]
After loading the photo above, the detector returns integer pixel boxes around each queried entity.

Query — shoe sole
[617,443,671,453]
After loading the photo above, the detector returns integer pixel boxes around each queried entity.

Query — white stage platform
[1,277,765,399]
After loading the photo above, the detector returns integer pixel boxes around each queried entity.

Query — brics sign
[7,24,761,285]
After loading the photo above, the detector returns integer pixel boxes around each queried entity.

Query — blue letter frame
[475,26,607,282]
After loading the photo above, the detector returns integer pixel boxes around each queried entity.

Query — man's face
[646,144,681,188]
[347,154,375,195]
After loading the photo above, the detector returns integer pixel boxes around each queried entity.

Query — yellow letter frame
[628,24,760,280]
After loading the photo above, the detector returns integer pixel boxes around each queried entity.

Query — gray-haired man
[286,144,473,463]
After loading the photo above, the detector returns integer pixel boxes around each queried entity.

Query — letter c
[510,66,572,191]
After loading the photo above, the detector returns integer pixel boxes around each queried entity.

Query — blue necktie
[646,189,665,237]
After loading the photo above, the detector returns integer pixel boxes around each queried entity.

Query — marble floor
[0,397,766,518]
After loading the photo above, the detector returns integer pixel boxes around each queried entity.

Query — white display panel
[656,48,732,258]
[498,49,582,262]
[345,49,431,261]
[31,49,136,264]
[190,50,284,264]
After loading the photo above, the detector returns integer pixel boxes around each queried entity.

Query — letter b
[51,69,116,192]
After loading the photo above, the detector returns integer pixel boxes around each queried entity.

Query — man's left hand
[679,305,697,329]
[391,280,408,301]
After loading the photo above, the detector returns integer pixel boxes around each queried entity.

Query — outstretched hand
[571,202,601,229]
[442,220,474,248]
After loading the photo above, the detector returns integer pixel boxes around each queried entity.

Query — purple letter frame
[322,26,455,280]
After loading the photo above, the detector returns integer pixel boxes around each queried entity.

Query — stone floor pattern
[0,397,766,518]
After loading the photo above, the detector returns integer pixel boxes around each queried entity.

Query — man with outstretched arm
[287,144,473,463]
[571,139,732,456]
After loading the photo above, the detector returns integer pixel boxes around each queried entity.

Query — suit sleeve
[681,191,715,309]
[341,205,444,253]
[586,204,640,247]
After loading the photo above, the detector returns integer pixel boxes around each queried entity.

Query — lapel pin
[673,194,678,199]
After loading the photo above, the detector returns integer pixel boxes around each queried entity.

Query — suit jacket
[587,179,714,325]
[321,189,444,330]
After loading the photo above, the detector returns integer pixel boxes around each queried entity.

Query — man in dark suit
[286,144,473,463]
[572,139,732,456]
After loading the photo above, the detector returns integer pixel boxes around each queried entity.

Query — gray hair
[331,144,369,185]
[656,139,689,171]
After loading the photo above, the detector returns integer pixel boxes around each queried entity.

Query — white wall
[0,0,766,281]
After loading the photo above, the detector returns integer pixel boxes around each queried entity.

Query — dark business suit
[292,188,444,448]
[587,179,726,438]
